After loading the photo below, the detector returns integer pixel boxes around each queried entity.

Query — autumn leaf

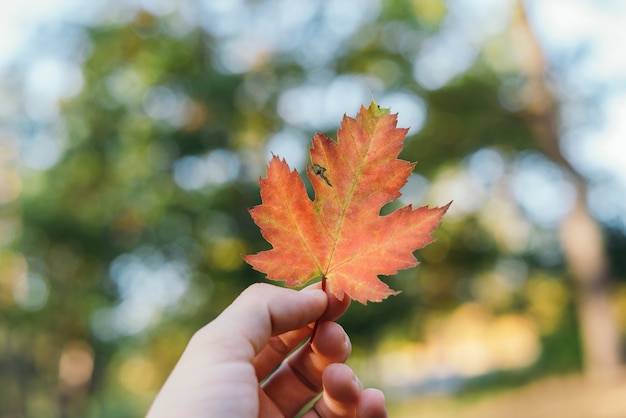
[244,102,450,304]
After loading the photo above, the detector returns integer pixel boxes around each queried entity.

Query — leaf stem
[309,275,327,345]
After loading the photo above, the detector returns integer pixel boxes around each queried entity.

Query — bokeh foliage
[1,1,625,417]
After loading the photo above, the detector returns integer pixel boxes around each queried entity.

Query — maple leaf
[244,102,450,304]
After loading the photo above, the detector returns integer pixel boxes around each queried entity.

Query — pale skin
[146,283,387,418]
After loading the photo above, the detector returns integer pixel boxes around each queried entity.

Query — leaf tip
[367,100,390,116]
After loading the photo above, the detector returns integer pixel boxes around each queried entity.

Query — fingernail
[353,373,363,390]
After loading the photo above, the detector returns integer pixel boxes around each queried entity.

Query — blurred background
[1,0,626,416]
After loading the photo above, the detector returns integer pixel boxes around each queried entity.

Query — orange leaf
[244,102,450,304]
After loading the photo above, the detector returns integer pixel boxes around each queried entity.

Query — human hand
[146,283,387,417]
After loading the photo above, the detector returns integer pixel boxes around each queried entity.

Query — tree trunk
[512,0,621,381]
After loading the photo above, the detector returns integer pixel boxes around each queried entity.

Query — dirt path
[390,373,626,418]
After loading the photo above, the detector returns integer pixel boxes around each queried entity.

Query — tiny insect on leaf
[311,164,332,187]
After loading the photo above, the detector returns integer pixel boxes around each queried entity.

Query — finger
[357,389,387,418]
[254,283,350,380]
[261,321,351,417]
[303,366,388,418]
[304,363,361,418]
[308,281,352,322]
[195,283,327,361]
[253,325,312,380]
